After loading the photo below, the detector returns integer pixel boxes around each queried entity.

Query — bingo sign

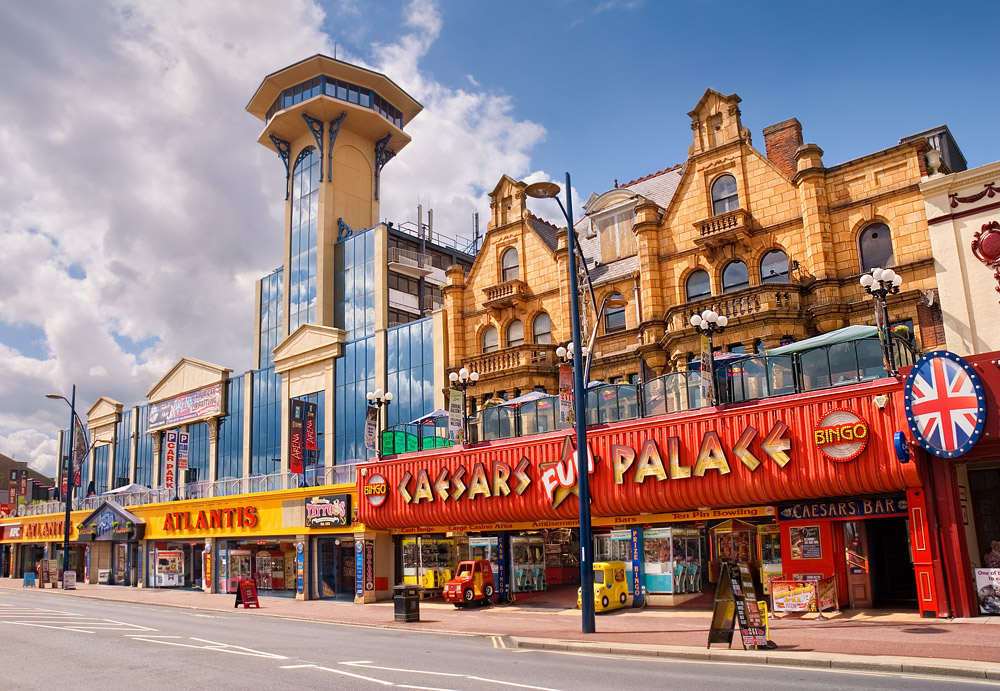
[364,474,388,508]
[814,409,869,462]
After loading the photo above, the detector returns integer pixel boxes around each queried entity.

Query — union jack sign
[904,351,987,458]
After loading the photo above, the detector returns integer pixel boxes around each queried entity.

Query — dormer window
[596,207,637,264]
[711,174,739,215]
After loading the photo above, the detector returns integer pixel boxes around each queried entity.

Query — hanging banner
[177,432,189,472]
[304,401,318,471]
[163,430,178,491]
[17,470,28,510]
[448,389,465,444]
[289,399,305,475]
[8,469,19,509]
[72,417,88,487]
[559,364,574,424]
[700,333,715,407]
[148,383,223,431]
[364,405,378,453]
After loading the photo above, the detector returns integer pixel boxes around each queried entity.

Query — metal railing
[12,465,364,517]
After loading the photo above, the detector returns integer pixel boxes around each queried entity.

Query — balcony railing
[11,465,363,517]
[669,286,799,331]
[381,333,919,455]
[483,279,529,308]
[464,344,558,376]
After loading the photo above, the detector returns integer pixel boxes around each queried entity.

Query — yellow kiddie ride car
[577,561,630,612]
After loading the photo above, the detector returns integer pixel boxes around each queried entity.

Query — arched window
[722,261,749,293]
[289,146,320,330]
[711,174,739,215]
[760,249,790,283]
[532,313,552,344]
[482,326,499,353]
[686,269,711,300]
[507,320,524,347]
[859,222,894,272]
[501,247,519,282]
[604,292,626,333]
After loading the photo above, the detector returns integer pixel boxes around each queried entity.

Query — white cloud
[0,0,549,479]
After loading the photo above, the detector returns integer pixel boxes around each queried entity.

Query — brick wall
[763,118,803,179]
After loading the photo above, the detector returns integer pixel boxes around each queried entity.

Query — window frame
[686,269,711,300]
[711,174,739,216]
[482,326,499,353]
[760,249,790,284]
[721,260,750,293]
[501,247,520,283]
[507,320,524,347]
[604,292,627,333]
[532,312,552,344]
[858,222,895,273]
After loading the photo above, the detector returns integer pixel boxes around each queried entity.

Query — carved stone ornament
[971,221,1000,304]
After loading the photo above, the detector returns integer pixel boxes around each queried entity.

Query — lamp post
[525,173,595,634]
[365,389,393,456]
[690,310,728,405]
[860,267,903,375]
[448,367,480,442]
[45,387,78,589]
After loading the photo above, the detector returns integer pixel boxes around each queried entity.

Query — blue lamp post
[525,173,595,634]
[46,387,78,589]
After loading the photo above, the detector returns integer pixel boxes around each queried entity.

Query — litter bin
[394,584,420,622]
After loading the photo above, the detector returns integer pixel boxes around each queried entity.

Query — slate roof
[529,214,559,251]
[575,164,684,286]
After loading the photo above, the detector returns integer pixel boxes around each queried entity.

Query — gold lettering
[634,439,667,483]
[467,462,491,500]
[612,444,635,485]
[694,430,731,476]
[492,461,512,497]
[412,469,434,504]
[667,436,691,479]
[512,457,531,495]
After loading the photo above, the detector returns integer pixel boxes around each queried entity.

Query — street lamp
[860,267,903,375]
[448,367,480,442]
[525,173,595,634]
[690,310,728,406]
[45,387,79,589]
[365,389,393,456]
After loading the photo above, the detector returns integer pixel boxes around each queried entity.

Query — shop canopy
[767,325,878,356]
[77,500,146,541]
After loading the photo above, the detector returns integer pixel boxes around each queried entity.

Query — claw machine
[709,519,756,583]
[227,549,252,592]
[757,524,783,596]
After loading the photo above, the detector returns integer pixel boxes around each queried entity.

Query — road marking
[335,662,563,690]
[132,636,288,659]
[466,677,562,691]
[491,635,506,649]
[2,607,157,634]
[288,663,393,686]
[341,661,464,677]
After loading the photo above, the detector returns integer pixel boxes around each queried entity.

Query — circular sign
[364,473,389,507]
[904,350,987,458]
[814,409,869,461]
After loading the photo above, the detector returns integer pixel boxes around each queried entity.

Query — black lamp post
[525,174,595,634]
[860,267,903,375]
[365,388,393,456]
[46,388,78,589]
[448,367,479,442]
[690,309,728,405]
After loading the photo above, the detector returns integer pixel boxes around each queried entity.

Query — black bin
[394,584,420,622]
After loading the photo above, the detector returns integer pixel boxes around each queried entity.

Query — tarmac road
[1,589,994,691]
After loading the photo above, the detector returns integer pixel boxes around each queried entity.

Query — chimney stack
[763,118,803,179]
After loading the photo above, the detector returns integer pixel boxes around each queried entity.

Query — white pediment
[86,397,123,430]
[273,323,346,374]
[146,357,233,403]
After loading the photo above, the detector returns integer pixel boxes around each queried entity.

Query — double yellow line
[491,635,507,649]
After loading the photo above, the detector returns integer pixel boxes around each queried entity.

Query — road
[0,589,990,690]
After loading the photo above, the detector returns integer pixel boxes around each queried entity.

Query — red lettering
[210,509,222,529]
[244,506,258,528]
[195,511,207,530]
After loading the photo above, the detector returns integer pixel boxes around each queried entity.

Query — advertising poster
[304,401,318,470]
[289,399,304,474]
[816,577,838,612]
[7,469,17,507]
[163,430,178,490]
[17,470,28,508]
[148,383,223,431]
[448,389,464,444]
[975,568,1000,614]
[789,525,822,560]
[355,541,364,598]
[177,432,189,472]
[364,405,378,453]
[72,417,88,486]
[771,580,816,613]
[558,364,574,424]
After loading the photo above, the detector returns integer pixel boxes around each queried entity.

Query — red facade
[358,379,921,530]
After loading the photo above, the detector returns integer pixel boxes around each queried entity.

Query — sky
[1,0,998,478]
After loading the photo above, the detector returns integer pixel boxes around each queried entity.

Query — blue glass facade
[259,268,283,369]
[334,229,375,341]
[335,337,375,464]
[187,421,210,483]
[264,74,404,128]
[217,375,244,480]
[386,318,435,428]
[251,366,282,475]
[92,444,110,495]
[134,405,154,487]
[289,148,320,331]
[114,408,132,488]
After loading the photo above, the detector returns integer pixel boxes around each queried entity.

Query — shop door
[339,542,356,596]
[320,542,337,598]
[867,517,918,608]
[843,521,871,609]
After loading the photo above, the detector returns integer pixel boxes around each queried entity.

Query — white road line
[309,665,394,686]
[189,637,289,659]
[279,665,317,669]
[397,685,464,691]
[341,661,464,677]
[467,676,563,691]
[126,635,180,639]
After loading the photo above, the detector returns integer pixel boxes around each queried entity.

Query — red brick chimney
[763,118,803,179]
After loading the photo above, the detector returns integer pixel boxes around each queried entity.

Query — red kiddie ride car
[443,560,495,606]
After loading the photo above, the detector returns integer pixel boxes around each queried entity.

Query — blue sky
[0,0,997,476]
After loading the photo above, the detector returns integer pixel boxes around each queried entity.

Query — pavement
[3,578,1000,682]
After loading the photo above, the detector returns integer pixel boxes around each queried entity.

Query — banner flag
[289,399,304,475]
[559,364,574,424]
[448,389,465,444]
[364,404,379,452]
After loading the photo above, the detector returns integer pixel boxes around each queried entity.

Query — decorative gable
[76,500,145,542]
[687,89,748,156]
[272,323,346,375]
[147,358,232,403]
[488,175,527,230]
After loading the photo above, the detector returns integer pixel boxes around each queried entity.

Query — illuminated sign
[778,496,907,521]
[364,474,388,507]
[162,506,258,531]
[814,410,868,461]
[306,495,351,527]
